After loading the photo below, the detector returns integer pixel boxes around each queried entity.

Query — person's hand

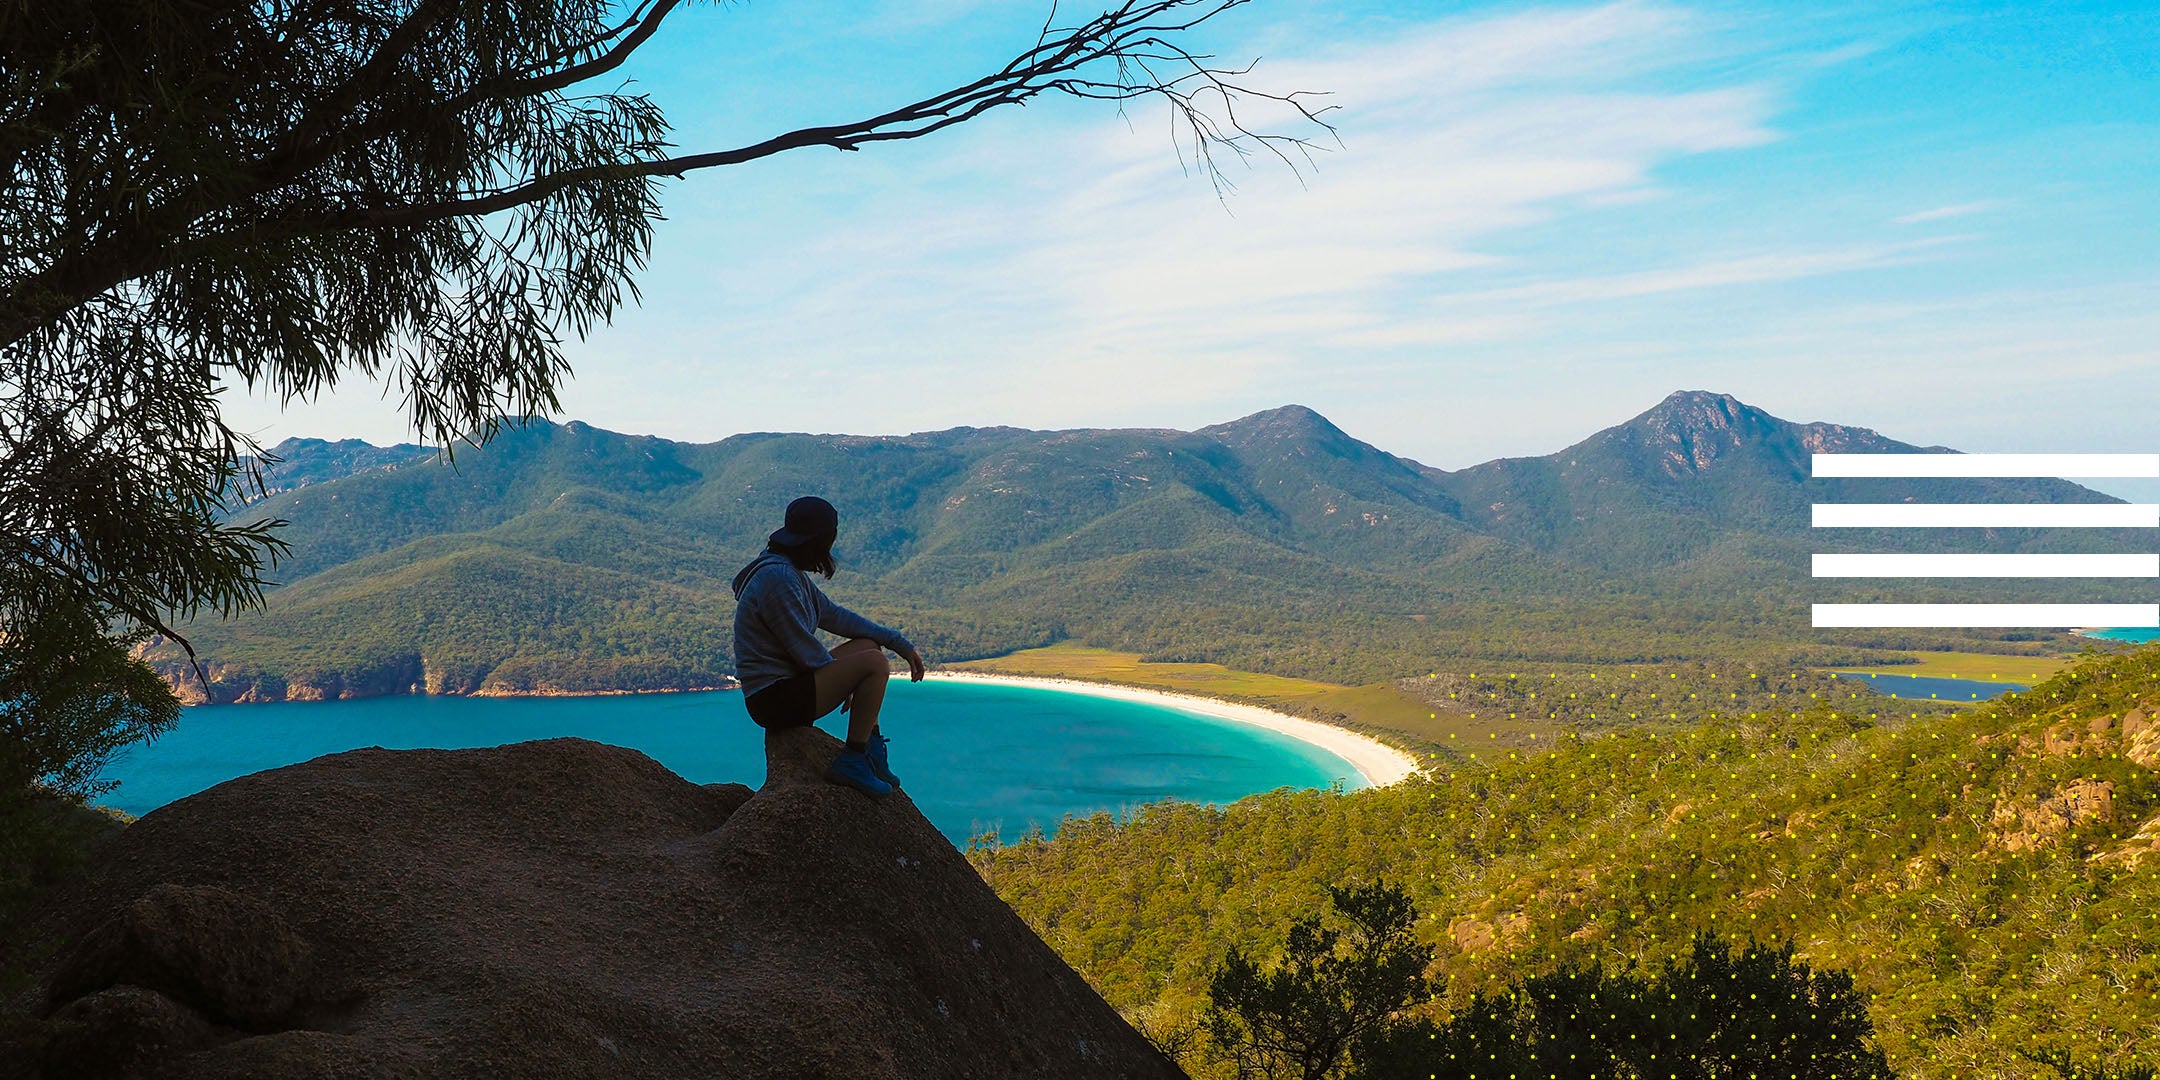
[898,643,926,682]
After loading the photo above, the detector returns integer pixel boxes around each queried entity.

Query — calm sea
[1832,672,2027,701]
[101,680,1361,843]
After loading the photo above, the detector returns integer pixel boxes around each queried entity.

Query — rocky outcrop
[42,985,217,1078]
[152,658,739,706]
[1986,779,2117,854]
[2092,812,2160,870]
[47,884,314,1030]
[148,657,426,705]
[5,733,1180,1079]
[2123,708,2160,769]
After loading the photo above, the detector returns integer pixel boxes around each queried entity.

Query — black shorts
[744,670,822,729]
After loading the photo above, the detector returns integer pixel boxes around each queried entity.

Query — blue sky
[229,0,2160,493]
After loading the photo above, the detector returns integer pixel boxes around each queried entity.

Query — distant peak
[259,435,432,461]
[1589,391,1928,478]
[1631,391,1911,450]
[1201,404,1346,440]
[1600,391,1791,477]
[266,436,387,454]
[1626,390,1783,436]
[1245,403,1328,423]
[1645,389,1753,419]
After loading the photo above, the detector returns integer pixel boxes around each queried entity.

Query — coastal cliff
[150,652,738,705]
[2,731,1178,1078]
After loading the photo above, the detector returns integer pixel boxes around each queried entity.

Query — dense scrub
[974,646,2160,1079]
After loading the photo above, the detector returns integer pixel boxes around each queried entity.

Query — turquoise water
[2083,627,2160,643]
[1833,672,2026,701]
[100,680,1361,843]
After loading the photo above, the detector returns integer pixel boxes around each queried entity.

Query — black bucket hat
[769,496,839,547]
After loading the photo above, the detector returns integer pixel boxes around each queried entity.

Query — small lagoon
[1833,672,2026,701]
[102,679,1361,844]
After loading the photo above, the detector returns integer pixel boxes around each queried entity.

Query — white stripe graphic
[1812,604,2159,628]
[1812,553,2159,578]
[1812,453,2159,478]
[1812,503,2160,528]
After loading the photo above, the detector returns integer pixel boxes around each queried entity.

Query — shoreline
[182,683,742,706]
[171,670,1427,788]
[924,671,1424,788]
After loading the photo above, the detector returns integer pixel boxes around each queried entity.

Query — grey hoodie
[729,552,912,697]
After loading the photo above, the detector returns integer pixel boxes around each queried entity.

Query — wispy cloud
[813,2,1793,419]
[1893,199,2005,224]
[1454,238,1961,306]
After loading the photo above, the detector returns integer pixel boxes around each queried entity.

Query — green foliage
[1396,662,1961,751]
[2023,1048,2160,1080]
[0,605,178,800]
[0,603,170,960]
[975,645,2160,1079]
[1202,880,1432,1080]
[1355,931,1892,1080]
[1197,880,1891,1080]
[0,796,127,950]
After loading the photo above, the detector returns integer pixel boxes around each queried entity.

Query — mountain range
[153,391,2142,703]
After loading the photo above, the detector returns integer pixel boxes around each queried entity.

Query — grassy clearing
[947,643,1458,754]
[1820,649,2091,683]
[950,643,1338,697]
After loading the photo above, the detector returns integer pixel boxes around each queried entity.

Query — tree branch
[280,0,468,157]
[241,1,1332,239]
[479,0,683,101]
[250,0,684,195]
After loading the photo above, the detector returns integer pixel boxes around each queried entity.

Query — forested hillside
[971,645,2160,1079]
[154,392,2138,700]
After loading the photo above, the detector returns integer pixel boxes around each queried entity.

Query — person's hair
[768,530,837,579]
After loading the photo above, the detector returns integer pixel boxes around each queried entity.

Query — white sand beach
[924,671,1424,788]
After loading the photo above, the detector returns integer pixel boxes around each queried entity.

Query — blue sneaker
[867,732,901,789]
[825,747,893,798]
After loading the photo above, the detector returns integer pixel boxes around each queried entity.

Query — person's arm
[811,588,908,652]
[812,587,925,681]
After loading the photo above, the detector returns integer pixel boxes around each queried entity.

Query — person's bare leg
[813,649,889,747]
[827,638,885,730]
[830,637,882,658]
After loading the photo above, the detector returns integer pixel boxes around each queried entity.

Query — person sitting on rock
[730,495,925,798]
